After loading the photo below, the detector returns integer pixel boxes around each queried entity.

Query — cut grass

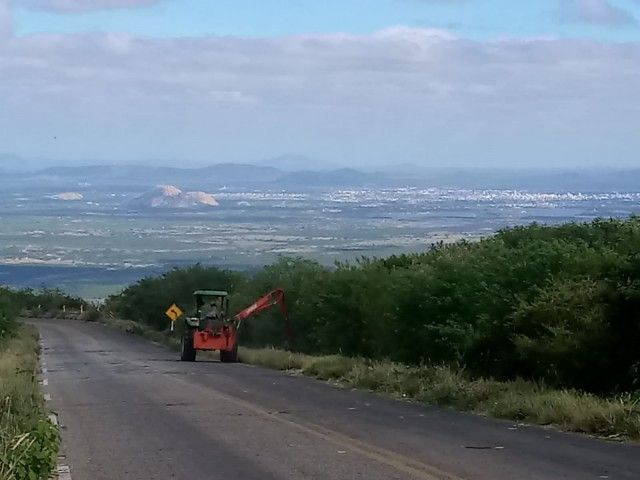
[0,325,58,480]
[99,318,640,441]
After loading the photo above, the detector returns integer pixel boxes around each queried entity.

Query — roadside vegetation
[94,318,640,440]
[0,289,58,480]
[80,218,640,438]
[108,218,640,393]
[16,288,85,319]
[239,349,640,439]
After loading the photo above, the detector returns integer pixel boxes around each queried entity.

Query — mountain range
[3,159,640,192]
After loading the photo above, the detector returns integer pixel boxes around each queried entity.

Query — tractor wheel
[220,345,238,363]
[180,333,197,362]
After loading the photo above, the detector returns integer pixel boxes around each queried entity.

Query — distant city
[1,162,640,298]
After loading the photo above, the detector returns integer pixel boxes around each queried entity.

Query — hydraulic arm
[234,289,292,338]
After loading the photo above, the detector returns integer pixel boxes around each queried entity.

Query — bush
[0,326,59,480]
[80,307,103,323]
[16,288,85,317]
[107,265,245,330]
[1,417,59,480]
[238,347,640,440]
[0,288,21,339]
[107,217,640,394]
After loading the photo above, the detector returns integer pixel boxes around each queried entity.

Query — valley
[2,165,640,297]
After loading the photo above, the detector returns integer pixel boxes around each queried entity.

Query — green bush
[107,217,640,394]
[16,288,85,316]
[0,288,21,339]
[0,326,59,480]
[108,265,245,330]
[1,418,59,480]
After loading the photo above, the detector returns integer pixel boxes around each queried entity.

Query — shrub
[0,326,59,480]
[80,307,103,323]
[107,217,640,394]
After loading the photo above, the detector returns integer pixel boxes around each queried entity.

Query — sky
[0,0,639,169]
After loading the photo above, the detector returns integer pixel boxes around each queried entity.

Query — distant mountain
[0,154,51,172]
[256,155,338,172]
[276,168,385,187]
[202,163,282,184]
[129,185,219,209]
[4,161,640,192]
[13,163,283,189]
[6,163,385,190]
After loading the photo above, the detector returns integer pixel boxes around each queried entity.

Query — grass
[238,348,640,440]
[95,315,640,441]
[0,325,58,480]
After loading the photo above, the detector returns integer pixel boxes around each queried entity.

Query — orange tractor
[179,289,289,363]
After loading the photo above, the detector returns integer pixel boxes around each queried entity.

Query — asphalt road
[35,319,640,480]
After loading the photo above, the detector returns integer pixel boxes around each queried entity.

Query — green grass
[0,325,58,480]
[96,317,640,441]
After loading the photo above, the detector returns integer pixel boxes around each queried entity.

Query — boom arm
[234,289,292,338]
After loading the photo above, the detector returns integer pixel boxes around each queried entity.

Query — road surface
[34,319,640,480]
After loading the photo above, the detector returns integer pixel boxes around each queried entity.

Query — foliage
[239,347,640,440]
[0,326,59,480]
[16,288,85,318]
[1,417,59,480]
[0,288,21,339]
[107,216,640,394]
[1,286,87,334]
[98,315,640,440]
[107,264,246,330]
[80,307,103,323]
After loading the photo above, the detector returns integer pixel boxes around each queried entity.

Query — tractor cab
[181,290,238,363]
[193,290,229,325]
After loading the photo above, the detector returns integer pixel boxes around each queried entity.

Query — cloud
[373,25,457,41]
[560,0,637,26]
[0,0,11,37]
[2,27,635,112]
[20,0,160,14]
[0,26,638,166]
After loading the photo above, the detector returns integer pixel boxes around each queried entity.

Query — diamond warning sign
[165,304,184,322]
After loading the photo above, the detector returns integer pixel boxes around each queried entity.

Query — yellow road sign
[165,304,184,322]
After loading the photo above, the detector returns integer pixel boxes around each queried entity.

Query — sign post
[165,304,184,332]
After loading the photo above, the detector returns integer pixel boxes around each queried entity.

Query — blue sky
[0,0,639,169]
[11,0,640,41]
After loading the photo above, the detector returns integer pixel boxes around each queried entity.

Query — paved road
[35,319,640,480]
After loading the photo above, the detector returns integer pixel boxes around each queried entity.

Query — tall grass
[0,326,58,480]
[99,313,640,440]
[238,348,640,440]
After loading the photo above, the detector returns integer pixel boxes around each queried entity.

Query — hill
[130,185,219,209]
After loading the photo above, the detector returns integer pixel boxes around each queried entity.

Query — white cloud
[21,0,160,14]
[373,25,457,41]
[2,27,635,112]
[0,25,638,166]
[560,0,637,26]
[0,0,11,37]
